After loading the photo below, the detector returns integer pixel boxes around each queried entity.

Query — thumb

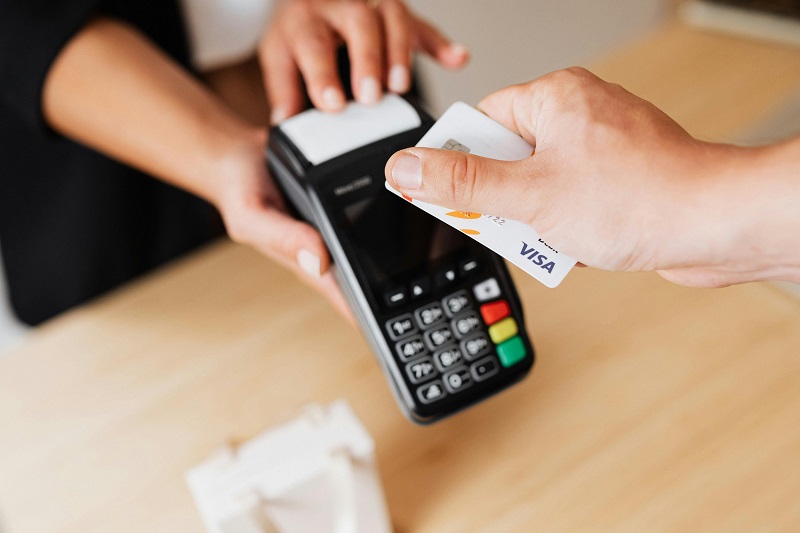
[385,148,536,222]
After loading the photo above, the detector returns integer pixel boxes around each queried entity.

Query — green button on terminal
[496,336,526,367]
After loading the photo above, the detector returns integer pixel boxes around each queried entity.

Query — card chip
[442,139,471,153]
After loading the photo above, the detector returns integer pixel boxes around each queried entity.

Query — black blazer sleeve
[0,0,106,134]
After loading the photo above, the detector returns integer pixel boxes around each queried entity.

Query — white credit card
[385,102,576,288]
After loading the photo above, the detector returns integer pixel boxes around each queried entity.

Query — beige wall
[408,0,671,113]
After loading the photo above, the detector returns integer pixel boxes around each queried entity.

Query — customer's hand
[385,67,800,287]
[260,0,469,123]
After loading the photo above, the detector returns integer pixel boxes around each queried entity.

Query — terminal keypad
[384,276,528,405]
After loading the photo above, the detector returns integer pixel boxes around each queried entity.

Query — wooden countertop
[1,22,800,533]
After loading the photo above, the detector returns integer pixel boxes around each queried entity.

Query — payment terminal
[267,95,534,424]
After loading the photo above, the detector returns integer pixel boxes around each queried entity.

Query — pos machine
[267,95,534,424]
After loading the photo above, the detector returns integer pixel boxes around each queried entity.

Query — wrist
[732,139,800,283]
[203,126,268,212]
[679,139,800,285]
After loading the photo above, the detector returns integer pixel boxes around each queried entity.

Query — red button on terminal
[480,300,510,325]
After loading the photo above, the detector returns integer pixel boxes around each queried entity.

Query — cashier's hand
[218,131,354,322]
[260,0,469,123]
[385,67,782,288]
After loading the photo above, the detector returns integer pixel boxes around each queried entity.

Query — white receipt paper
[279,94,421,165]
[385,102,576,288]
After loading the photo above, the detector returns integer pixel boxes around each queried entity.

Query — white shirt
[180,0,274,72]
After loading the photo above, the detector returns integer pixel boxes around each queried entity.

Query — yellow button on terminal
[488,317,518,344]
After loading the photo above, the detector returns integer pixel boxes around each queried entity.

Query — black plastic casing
[266,100,534,424]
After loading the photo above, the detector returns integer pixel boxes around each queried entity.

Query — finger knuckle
[564,66,592,79]
[346,1,374,22]
[288,1,313,16]
[546,67,595,93]
[444,154,479,208]
[302,27,332,52]
[543,68,600,119]
[382,0,407,16]
[359,48,382,68]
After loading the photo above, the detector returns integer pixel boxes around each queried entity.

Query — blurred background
[408,0,669,114]
[409,0,800,147]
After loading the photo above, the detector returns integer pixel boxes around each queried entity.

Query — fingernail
[322,87,345,111]
[392,153,422,190]
[388,65,409,93]
[270,107,287,125]
[297,249,321,278]
[359,76,381,105]
[450,43,469,57]
[445,43,469,65]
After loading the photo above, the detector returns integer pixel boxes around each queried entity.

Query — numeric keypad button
[395,335,426,361]
[386,314,417,340]
[443,367,472,393]
[460,332,492,360]
[405,357,437,384]
[451,311,482,339]
[442,290,471,317]
[471,356,500,382]
[424,325,453,350]
[417,381,447,404]
[433,345,464,372]
[414,302,445,329]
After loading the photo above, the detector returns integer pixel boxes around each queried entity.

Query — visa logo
[520,241,556,274]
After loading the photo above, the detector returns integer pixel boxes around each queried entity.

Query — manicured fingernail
[450,43,469,57]
[359,76,381,105]
[444,43,469,66]
[392,153,422,189]
[270,107,287,125]
[322,87,345,111]
[388,65,409,93]
[297,249,321,278]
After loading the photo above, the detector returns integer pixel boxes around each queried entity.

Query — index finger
[286,16,346,112]
[260,35,304,124]
[325,1,384,105]
[477,83,538,148]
